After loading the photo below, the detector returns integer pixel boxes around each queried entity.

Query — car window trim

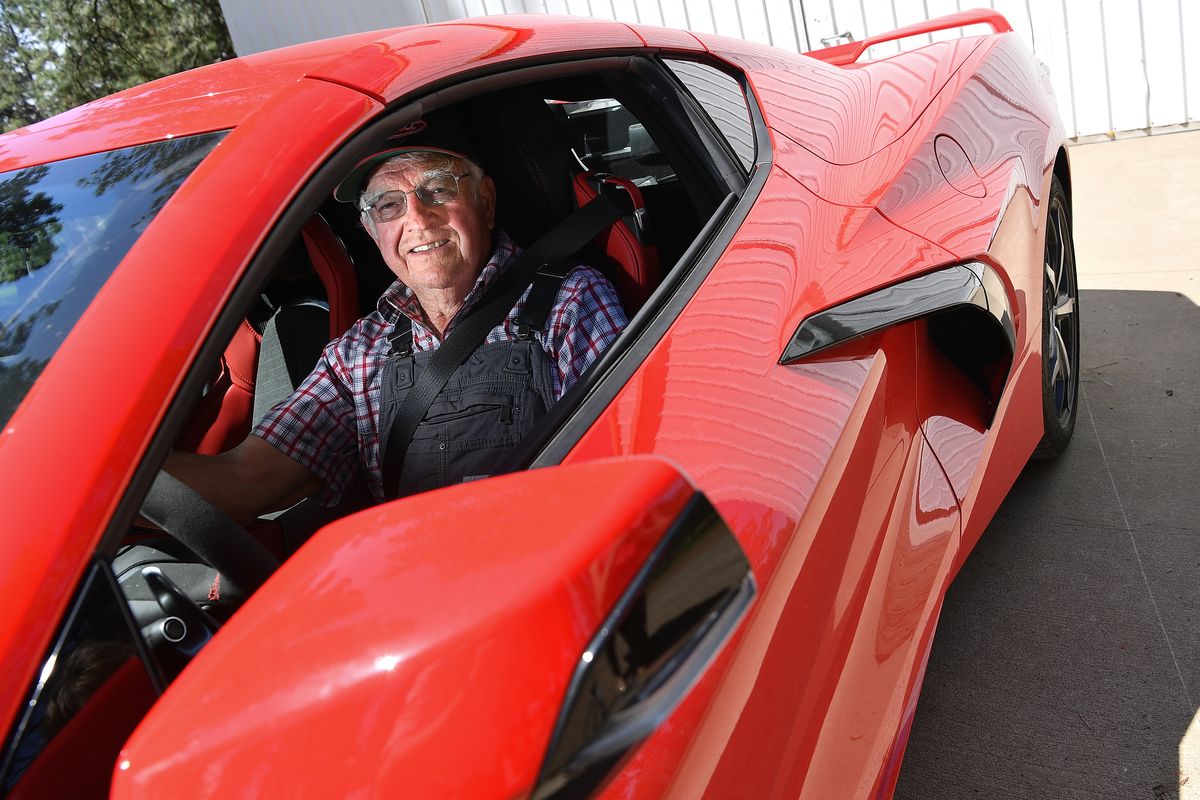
[658,56,757,177]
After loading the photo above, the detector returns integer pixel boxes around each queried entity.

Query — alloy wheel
[1043,192,1080,428]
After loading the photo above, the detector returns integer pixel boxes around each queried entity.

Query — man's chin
[400,260,473,291]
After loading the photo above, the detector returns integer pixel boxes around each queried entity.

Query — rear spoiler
[805,8,1012,65]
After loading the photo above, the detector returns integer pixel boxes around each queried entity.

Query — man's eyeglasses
[360,172,471,224]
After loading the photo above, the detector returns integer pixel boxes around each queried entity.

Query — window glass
[664,60,756,172]
[552,98,676,186]
[1,562,159,795]
[0,131,225,426]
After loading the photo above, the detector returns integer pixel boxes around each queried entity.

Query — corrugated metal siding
[218,0,1199,138]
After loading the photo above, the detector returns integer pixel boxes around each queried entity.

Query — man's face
[362,156,496,298]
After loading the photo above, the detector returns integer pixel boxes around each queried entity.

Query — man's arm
[165,436,325,524]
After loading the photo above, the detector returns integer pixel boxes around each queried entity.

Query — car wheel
[1032,175,1080,458]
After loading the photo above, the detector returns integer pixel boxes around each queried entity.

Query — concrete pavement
[895,130,1200,800]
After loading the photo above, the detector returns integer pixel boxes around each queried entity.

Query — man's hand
[164,436,325,525]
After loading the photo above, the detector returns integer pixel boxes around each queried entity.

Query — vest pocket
[402,406,524,494]
[412,393,518,446]
[421,394,514,427]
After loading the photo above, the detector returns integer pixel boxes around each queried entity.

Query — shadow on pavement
[895,289,1199,800]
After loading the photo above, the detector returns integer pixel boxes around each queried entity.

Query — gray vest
[377,333,556,498]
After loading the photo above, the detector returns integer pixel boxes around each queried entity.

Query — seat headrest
[465,89,576,248]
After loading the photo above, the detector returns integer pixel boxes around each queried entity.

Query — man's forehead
[365,155,458,191]
[364,161,424,188]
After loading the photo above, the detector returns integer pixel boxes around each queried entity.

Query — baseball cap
[334,112,482,204]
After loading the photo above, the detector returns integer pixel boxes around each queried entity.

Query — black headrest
[464,88,576,248]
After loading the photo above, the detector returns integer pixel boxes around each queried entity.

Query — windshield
[0,131,225,426]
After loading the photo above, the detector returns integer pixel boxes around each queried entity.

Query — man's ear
[479,175,497,230]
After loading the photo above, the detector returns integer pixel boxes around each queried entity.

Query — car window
[0,131,225,427]
[663,60,756,173]
[0,561,160,795]
[553,98,676,186]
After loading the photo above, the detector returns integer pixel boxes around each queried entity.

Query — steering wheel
[138,469,281,602]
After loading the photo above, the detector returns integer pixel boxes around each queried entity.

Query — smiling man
[168,115,627,519]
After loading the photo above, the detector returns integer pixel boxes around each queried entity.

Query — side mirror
[532,472,754,800]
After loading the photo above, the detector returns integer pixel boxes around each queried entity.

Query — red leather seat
[173,317,260,455]
[571,171,660,312]
[175,214,358,455]
[301,213,360,338]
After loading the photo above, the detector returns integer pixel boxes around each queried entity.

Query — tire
[1032,174,1080,459]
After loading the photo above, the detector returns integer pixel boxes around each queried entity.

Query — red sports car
[0,9,1078,798]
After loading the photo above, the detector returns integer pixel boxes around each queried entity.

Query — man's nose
[402,193,439,225]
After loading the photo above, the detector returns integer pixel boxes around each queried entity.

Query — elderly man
[168,118,627,520]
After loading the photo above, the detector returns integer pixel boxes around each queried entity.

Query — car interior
[167,59,760,559]
[1,54,764,798]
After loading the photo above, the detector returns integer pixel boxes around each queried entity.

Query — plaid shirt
[253,230,627,504]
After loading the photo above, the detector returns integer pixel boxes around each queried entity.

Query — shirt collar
[377,229,520,333]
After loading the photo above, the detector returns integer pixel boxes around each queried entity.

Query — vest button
[438,442,447,450]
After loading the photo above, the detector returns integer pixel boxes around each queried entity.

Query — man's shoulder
[560,263,616,294]
[553,263,627,328]
[326,305,394,361]
[347,304,393,336]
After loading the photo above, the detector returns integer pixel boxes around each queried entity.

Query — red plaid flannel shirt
[253,230,627,503]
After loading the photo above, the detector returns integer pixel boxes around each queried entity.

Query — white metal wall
[218,0,1200,138]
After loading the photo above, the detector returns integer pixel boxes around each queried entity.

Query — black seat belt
[380,191,629,498]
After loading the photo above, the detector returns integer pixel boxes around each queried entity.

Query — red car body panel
[0,12,1066,799]
[562,27,1057,798]
[562,173,966,795]
[624,22,707,51]
[306,15,645,102]
[705,27,1060,563]
[0,31,390,171]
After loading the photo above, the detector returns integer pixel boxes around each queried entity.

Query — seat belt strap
[381,191,628,498]
[516,262,574,338]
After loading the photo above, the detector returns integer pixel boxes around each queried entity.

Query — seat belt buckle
[387,329,413,357]
[517,262,572,339]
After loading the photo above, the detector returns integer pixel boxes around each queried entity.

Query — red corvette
[0,8,1078,798]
